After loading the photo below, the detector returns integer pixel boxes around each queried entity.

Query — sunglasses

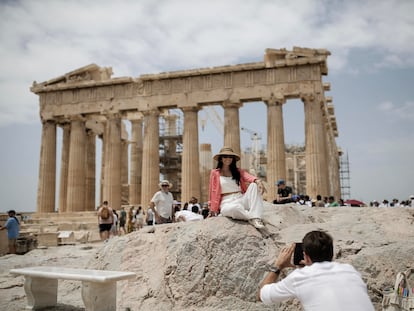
[222,155,234,158]
[162,184,169,187]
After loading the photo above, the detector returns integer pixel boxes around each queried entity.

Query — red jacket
[208,168,258,214]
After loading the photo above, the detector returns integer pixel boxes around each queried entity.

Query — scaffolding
[339,151,351,200]
[159,109,183,201]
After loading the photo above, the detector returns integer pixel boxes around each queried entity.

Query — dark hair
[202,207,209,219]
[8,211,19,225]
[302,230,333,262]
[216,156,241,185]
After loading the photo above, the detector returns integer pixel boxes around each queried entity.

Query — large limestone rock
[86,204,414,310]
[1,204,413,310]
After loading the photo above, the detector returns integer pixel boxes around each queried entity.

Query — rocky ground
[1,203,413,311]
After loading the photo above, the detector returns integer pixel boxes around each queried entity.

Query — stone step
[19,212,103,245]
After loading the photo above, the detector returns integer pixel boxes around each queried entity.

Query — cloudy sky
[1,0,413,213]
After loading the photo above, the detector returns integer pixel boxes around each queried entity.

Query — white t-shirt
[175,210,203,222]
[151,191,174,219]
[260,261,374,311]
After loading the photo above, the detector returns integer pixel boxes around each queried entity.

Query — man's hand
[274,243,296,269]
[257,243,297,302]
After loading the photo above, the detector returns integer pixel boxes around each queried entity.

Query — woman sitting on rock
[208,146,265,229]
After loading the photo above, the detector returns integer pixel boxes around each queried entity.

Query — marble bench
[10,266,136,311]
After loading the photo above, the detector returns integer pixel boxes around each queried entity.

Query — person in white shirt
[175,205,204,222]
[258,230,374,311]
[150,180,174,224]
[188,196,201,214]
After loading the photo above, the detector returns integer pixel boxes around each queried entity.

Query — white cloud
[378,101,394,112]
[378,101,414,121]
[0,0,413,126]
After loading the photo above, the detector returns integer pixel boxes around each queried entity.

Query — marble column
[121,136,129,205]
[66,117,86,212]
[319,99,330,196]
[85,129,96,211]
[325,115,341,199]
[102,114,122,211]
[181,106,201,204]
[99,134,105,205]
[37,120,56,213]
[223,101,242,157]
[129,118,143,205]
[302,93,329,199]
[200,143,213,204]
[141,109,160,208]
[58,123,70,213]
[265,96,286,199]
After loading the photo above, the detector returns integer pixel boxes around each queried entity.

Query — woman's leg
[220,194,251,220]
[241,183,263,219]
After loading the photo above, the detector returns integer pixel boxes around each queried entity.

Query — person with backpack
[0,210,20,254]
[97,201,113,241]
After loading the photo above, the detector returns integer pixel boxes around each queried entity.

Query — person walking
[0,210,20,254]
[208,146,265,229]
[118,206,127,235]
[97,201,113,241]
[135,206,145,230]
[146,206,154,226]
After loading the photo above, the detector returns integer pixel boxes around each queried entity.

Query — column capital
[180,106,201,113]
[57,121,71,130]
[264,95,286,106]
[222,100,242,109]
[105,112,122,120]
[300,93,316,104]
[142,109,160,117]
[68,114,86,122]
[41,119,56,125]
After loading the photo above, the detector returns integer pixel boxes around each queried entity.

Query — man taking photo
[258,230,374,310]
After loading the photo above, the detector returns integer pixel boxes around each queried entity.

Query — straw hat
[213,147,240,161]
[159,180,173,188]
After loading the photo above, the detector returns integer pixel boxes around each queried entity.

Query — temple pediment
[264,46,330,74]
[31,64,113,91]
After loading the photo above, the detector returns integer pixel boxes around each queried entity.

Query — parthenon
[31,47,340,213]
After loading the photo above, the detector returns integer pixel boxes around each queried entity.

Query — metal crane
[200,106,224,135]
[241,127,262,175]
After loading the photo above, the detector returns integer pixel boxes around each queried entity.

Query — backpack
[101,206,110,220]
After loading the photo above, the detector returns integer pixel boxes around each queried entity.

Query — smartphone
[293,243,304,265]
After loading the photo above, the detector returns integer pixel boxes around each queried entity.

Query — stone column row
[36,95,340,214]
[137,94,338,206]
[36,115,125,213]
